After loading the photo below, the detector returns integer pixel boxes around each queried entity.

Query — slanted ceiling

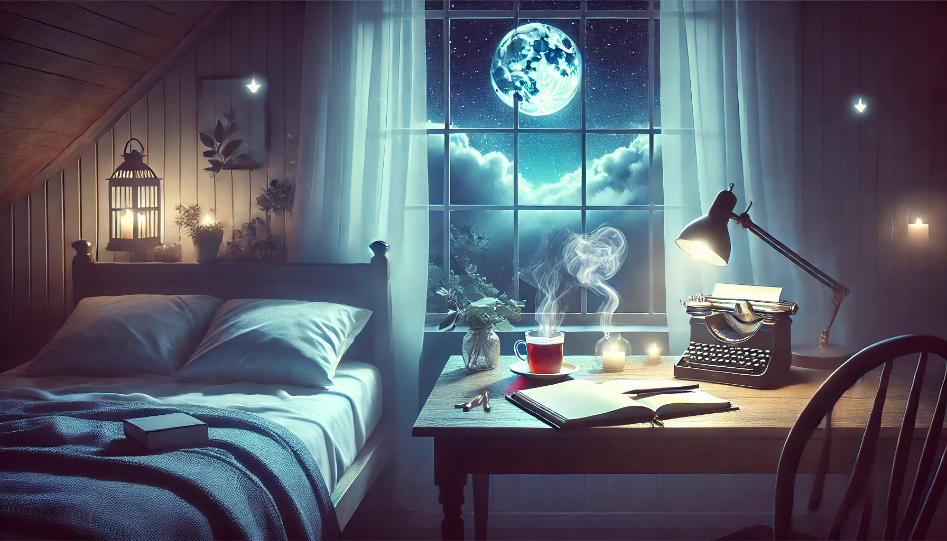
[0,1,226,204]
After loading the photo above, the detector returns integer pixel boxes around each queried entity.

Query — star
[246,79,261,93]
[854,97,867,113]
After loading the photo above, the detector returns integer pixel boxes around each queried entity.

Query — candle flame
[203,216,212,225]
[649,344,660,355]
[916,217,923,225]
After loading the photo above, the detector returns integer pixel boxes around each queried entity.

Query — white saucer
[510,360,579,379]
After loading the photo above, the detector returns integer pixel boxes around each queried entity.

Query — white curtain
[287,0,430,505]
[661,0,816,354]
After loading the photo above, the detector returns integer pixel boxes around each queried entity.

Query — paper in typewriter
[712,283,782,302]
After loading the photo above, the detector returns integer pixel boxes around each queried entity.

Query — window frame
[426,0,665,327]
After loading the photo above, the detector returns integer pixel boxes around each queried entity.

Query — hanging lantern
[105,138,161,253]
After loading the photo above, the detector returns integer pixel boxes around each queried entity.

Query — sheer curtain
[661,0,812,353]
[286,0,430,504]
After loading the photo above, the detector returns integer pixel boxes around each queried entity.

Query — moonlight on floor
[491,23,581,116]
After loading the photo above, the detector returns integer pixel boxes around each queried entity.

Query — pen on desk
[483,390,491,412]
[455,393,482,410]
[463,393,484,412]
[634,389,697,400]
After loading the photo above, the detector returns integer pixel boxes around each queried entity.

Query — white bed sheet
[0,360,382,493]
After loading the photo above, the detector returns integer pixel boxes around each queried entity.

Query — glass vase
[463,326,501,371]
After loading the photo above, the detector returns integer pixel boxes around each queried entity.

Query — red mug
[514,330,565,374]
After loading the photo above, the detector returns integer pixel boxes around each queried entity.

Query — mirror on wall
[196,76,268,235]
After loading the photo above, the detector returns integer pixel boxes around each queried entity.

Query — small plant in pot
[175,204,224,263]
[438,287,524,371]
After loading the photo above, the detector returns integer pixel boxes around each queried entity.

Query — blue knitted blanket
[0,398,340,541]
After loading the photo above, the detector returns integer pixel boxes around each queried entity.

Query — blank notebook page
[518,380,632,420]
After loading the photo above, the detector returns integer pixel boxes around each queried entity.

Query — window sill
[423,323,668,333]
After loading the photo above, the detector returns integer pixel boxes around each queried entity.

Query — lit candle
[602,346,626,371]
[908,217,929,248]
[647,343,661,364]
[120,210,133,239]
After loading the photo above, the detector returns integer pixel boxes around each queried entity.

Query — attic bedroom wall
[0,2,305,366]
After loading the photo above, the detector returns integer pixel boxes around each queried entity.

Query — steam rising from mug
[563,226,627,333]
[522,230,575,338]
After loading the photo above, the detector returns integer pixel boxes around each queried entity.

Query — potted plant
[438,288,523,371]
[224,179,295,263]
[175,204,224,263]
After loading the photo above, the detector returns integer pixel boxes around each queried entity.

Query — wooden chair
[724,334,947,541]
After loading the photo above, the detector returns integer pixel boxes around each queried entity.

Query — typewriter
[673,284,797,389]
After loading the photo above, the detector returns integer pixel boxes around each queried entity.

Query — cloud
[518,134,657,206]
[444,133,514,205]
[429,131,659,207]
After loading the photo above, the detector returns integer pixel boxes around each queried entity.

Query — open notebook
[507,379,733,429]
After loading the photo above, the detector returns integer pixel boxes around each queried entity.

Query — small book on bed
[123,413,208,450]
[506,379,733,429]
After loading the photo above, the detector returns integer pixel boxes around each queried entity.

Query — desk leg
[473,474,489,540]
[435,438,466,540]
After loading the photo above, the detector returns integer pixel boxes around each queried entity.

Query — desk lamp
[675,184,853,368]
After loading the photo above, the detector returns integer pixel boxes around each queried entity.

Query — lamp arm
[731,211,849,348]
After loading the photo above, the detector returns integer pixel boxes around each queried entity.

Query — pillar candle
[120,210,134,239]
[908,218,929,248]
[602,348,625,370]
[647,344,661,364]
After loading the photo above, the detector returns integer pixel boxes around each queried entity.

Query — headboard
[70,240,395,415]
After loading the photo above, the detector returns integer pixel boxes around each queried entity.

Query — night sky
[427,10,663,313]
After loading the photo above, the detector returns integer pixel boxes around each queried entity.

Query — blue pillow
[176,299,372,387]
[27,295,224,377]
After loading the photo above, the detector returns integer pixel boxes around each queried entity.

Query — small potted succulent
[438,288,523,371]
[175,204,224,263]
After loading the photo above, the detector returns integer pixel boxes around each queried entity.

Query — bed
[0,240,395,539]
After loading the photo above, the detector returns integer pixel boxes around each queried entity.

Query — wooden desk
[413,355,942,540]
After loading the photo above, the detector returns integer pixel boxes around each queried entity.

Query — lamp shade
[675,188,738,267]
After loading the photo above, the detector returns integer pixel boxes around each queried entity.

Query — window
[426,0,664,325]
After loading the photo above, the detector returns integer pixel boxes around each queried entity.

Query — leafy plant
[437,290,523,332]
[256,178,295,214]
[174,204,223,246]
[427,224,511,312]
[200,109,260,173]
[224,179,295,263]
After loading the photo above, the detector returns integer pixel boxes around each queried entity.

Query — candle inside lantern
[120,210,134,239]
[647,343,661,364]
[602,346,626,371]
[908,217,929,248]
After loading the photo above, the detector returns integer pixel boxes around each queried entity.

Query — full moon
[491,23,581,117]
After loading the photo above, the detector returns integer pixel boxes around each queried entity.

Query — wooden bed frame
[70,240,394,532]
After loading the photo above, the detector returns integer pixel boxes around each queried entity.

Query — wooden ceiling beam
[0,127,76,149]
[0,87,106,123]
[0,64,121,109]
[0,3,232,205]
[146,2,215,24]
[0,37,140,90]
[0,12,151,73]
[0,3,177,62]
[0,112,87,136]
[79,2,193,42]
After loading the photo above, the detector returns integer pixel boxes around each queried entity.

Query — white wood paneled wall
[0,2,305,366]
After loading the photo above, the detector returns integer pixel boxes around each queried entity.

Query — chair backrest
[773,335,947,541]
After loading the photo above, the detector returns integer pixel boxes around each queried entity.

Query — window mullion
[648,0,655,316]
[443,12,451,302]
[580,0,588,318]
[512,0,520,305]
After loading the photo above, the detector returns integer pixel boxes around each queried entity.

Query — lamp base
[791,343,856,371]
